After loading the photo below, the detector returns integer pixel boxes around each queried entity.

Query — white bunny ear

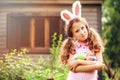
[72,1,82,18]
[60,10,73,24]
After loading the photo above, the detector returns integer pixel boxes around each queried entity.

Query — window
[7,14,63,53]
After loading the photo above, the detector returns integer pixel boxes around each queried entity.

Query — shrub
[0,33,69,80]
[0,48,34,80]
[50,32,69,80]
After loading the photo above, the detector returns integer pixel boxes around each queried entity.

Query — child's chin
[78,39,87,42]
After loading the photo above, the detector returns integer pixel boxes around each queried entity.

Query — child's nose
[79,30,84,35]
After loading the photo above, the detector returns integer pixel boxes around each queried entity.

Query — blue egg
[93,56,97,61]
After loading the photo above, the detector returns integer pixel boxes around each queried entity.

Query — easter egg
[86,56,93,61]
[87,52,93,56]
[93,56,97,61]
[76,54,86,60]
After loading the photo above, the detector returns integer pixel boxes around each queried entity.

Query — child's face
[72,22,88,42]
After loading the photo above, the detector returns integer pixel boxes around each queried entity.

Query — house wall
[0,0,103,61]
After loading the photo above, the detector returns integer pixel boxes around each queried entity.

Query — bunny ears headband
[60,1,82,24]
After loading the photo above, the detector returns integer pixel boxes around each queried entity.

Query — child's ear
[72,1,82,18]
[60,10,73,24]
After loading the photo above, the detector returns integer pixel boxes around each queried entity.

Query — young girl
[60,1,105,80]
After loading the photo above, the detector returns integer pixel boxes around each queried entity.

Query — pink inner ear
[63,13,71,21]
[75,4,79,15]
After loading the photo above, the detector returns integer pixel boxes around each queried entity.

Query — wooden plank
[83,7,97,12]
[0,0,104,5]
[30,18,35,48]
[44,18,50,48]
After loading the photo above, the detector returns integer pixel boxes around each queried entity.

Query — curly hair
[60,38,75,65]
[60,18,104,65]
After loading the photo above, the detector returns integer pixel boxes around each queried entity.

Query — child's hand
[68,59,81,72]
[95,61,105,70]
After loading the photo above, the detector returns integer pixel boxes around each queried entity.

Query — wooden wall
[0,0,103,60]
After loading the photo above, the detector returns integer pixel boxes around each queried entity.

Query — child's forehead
[72,22,85,28]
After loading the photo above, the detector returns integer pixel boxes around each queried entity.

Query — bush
[50,33,69,80]
[0,48,34,80]
[0,33,69,80]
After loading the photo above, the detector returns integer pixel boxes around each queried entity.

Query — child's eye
[81,26,84,30]
[75,29,79,33]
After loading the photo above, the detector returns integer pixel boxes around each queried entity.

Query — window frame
[7,13,64,54]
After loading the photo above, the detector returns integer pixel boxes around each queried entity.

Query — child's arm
[68,59,104,72]
[72,61,104,72]
[71,64,96,72]
[96,52,104,63]
[68,59,96,66]
[68,54,104,72]
[68,54,96,72]
[68,54,95,68]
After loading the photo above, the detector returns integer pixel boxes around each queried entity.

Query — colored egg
[87,52,93,56]
[86,56,93,61]
[93,56,97,61]
[76,54,86,60]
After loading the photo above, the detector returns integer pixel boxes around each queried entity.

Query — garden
[0,33,69,80]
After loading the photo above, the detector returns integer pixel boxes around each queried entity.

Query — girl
[60,1,105,80]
